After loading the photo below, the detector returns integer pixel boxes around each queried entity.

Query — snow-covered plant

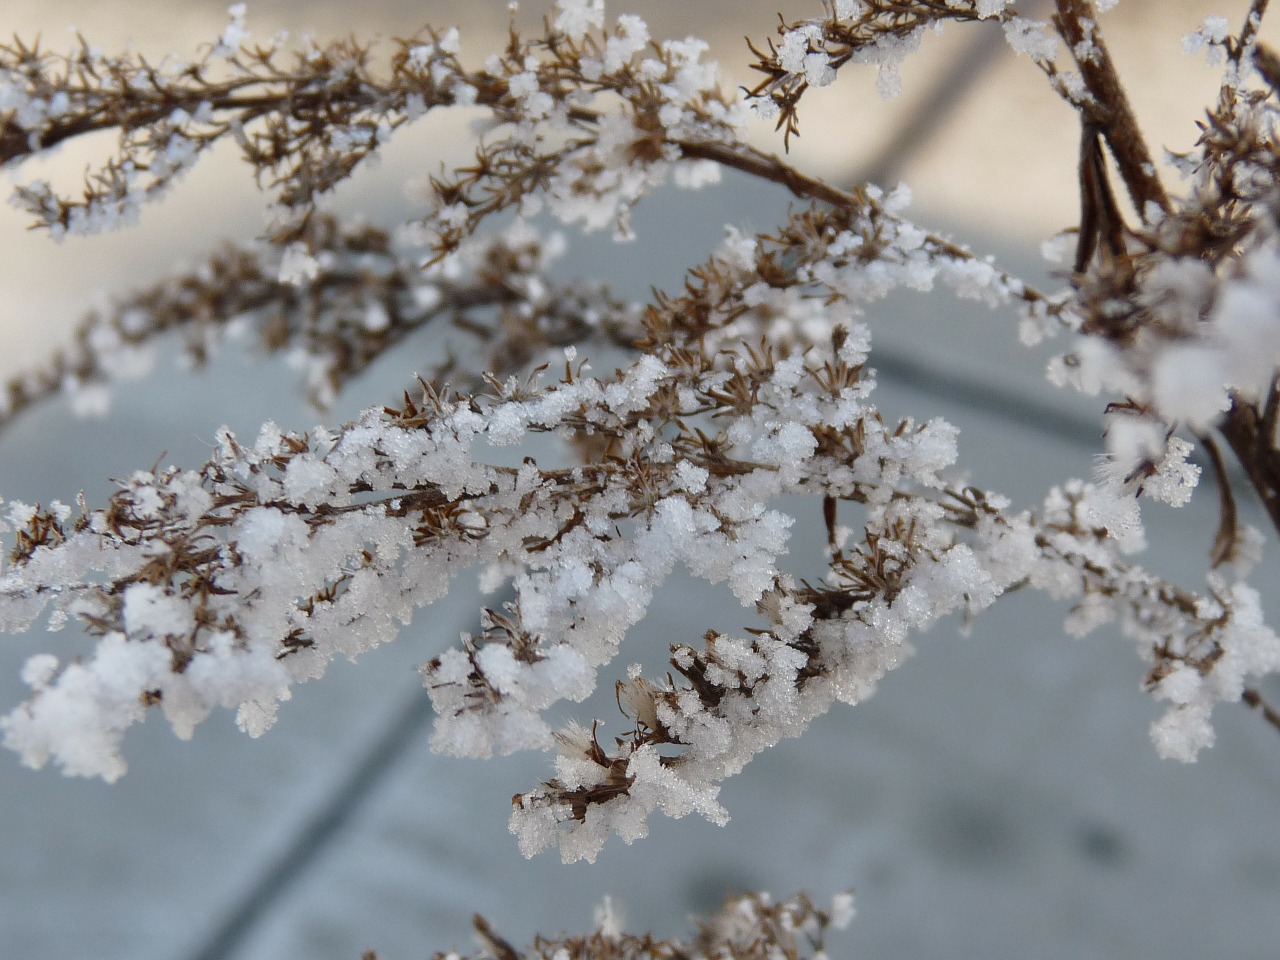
[5,0,1280,949]
[360,896,855,960]
[405,890,855,960]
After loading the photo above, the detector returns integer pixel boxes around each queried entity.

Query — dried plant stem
[1053,0,1170,217]
[677,139,856,209]
[1192,428,1280,742]
[1235,0,1272,64]
[1219,393,1280,541]
[1242,686,1280,734]
[1195,432,1240,568]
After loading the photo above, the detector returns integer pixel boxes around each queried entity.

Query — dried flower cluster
[6,0,1280,950]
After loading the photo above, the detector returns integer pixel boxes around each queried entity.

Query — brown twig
[1242,687,1280,734]
[1196,432,1241,568]
[1053,0,1170,218]
[473,915,522,960]
[1218,394,1280,539]
[1075,123,1127,273]
[1232,0,1272,65]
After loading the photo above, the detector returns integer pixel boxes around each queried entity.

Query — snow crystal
[803,51,835,87]
[406,44,434,69]
[672,159,721,190]
[234,507,302,563]
[672,460,709,494]
[1214,269,1280,391]
[604,354,668,414]
[2,632,174,780]
[1143,437,1200,507]
[1041,232,1073,265]
[1078,483,1146,554]
[751,96,780,121]
[451,81,478,106]
[1051,336,1134,396]
[1102,415,1164,478]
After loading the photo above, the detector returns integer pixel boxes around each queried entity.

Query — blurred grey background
[3,2,1280,960]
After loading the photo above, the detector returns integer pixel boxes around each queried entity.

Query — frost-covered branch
[0,210,996,786]
[6,0,1280,901]
[4,201,1273,857]
[2,3,744,246]
[744,0,1065,144]
[0,215,635,425]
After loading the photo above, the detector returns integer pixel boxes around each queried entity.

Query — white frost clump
[604,15,649,73]
[1183,16,1230,63]
[19,654,59,691]
[122,583,195,640]
[215,3,249,57]
[554,0,605,41]
[1150,585,1280,762]
[278,242,321,285]
[856,29,923,99]
[1089,245,1280,437]
[829,892,857,930]
[1,633,172,781]
[427,642,594,758]
[64,378,112,418]
[1143,437,1200,508]
[1002,17,1059,61]
[1148,347,1232,432]
[975,0,1014,18]
[777,26,835,87]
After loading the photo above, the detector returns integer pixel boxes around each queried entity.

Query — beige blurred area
[0,0,1273,375]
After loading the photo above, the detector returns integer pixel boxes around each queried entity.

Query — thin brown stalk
[1233,0,1272,65]
[1053,0,1170,217]
[1218,395,1280,539]
[1242,687,1280,735]
[1196,432,1240,568]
